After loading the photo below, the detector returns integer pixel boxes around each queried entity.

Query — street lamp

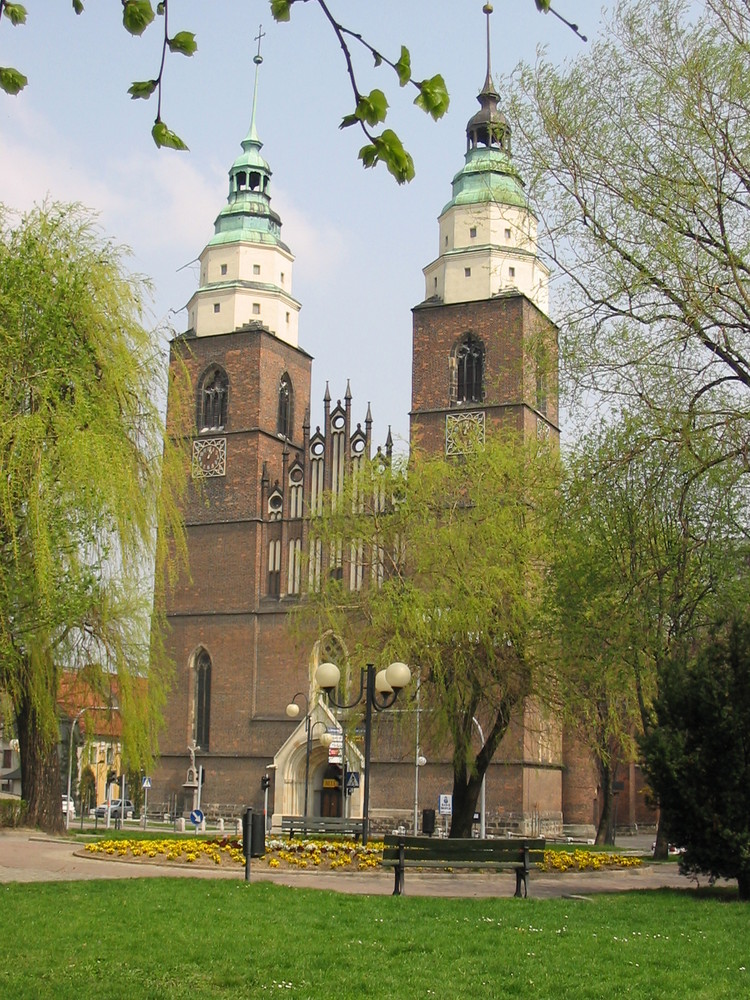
[315,660,411,845]
[285,693,333,831]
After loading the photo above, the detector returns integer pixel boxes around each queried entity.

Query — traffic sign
[346,771,360,790]
[438,794,452,816]
[190,808,204,825]
[142,776,152,789]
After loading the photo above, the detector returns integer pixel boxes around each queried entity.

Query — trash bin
[251,810,265,857]
[422,808,436,836]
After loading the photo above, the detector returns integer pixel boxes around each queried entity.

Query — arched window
[194,650,212,751]
[277,373,293,439]
[452,335,484,404]
[198,366,228,432]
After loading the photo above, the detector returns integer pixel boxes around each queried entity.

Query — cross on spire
[254,24,265,64]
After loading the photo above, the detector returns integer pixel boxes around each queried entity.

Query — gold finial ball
[483,3,493,13]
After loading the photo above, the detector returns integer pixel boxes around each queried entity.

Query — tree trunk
[16,691,64,834]
[652,811,670,861]
[450,769,483,838]
[595,762,614,846]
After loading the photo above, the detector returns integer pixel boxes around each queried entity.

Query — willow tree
[0,203,188,832]
[302,432,558,837]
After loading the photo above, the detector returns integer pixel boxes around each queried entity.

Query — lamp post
[285,694,333,830]
[315,660,411,846]
[65,706,107,832]
[472,716,486,839]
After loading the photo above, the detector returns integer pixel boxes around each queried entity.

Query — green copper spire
[442,3,529,214]
[209,25,289,250]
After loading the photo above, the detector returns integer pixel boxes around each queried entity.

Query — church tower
[410,5,564,835]
[157,40,316,806]
[411,4,558,457]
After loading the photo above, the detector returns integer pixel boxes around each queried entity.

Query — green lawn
[0,880,747,998]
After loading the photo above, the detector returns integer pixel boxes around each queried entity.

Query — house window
[253,264,261,275]
[464,267,471,278]
[277,373,293,439]
[469,226,477,238]
[220,264,227,276]
[198,366,229,431]
[194,650,211,751]
[505,228,511,239]
[213,303,221,313]
[280,272,285,284]
[452,335,484,404]
[509,266,515,278]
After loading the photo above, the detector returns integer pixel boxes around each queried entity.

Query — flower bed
[85,838,643,873]
[85,836,384,871]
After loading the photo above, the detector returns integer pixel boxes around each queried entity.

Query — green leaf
[151,120,189,151]
[3,4,27,26]
[339,113,359,130]
[157,1,165,13]
[72,1,84,13]
[535,0,551,11]
[414,74,450,121]
[122,0,155,37]
[394,46,411,88]
[358,130,415,185]
[167,31,197,56]
[270,0,292,22]
[372,51,382,68]
[128,79,158,100]
[355,88,388,127]
[0,66,28,95]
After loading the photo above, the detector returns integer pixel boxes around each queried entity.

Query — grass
[0,879,747,999]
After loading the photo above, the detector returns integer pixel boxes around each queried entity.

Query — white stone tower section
[186,34,301,345]
[422,6,550,314]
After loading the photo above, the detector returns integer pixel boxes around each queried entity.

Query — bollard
[176,817,185,833]
[217,818,225,834]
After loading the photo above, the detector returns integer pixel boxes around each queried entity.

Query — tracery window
[277,373,293,440]
[451,335,484,405]
[198,366,229,432]
[194,649,212,751]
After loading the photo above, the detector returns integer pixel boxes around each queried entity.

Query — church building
[153,9,609,838]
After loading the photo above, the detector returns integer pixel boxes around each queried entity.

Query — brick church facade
[152,20,650,837]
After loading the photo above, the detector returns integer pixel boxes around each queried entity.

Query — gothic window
[268,539,281,597]
[451,335,484,405]
[198,366,228,432]
[194,650,212,750]
[277,373,293,440]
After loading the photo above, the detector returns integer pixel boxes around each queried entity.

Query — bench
[382,835,546,897]
[281,815,364,840]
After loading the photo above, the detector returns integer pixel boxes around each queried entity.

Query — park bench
[281,815,364,840]
[382,835,546,897]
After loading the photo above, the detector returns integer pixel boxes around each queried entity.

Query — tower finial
[248,24,266,141]
[483,4,494,92]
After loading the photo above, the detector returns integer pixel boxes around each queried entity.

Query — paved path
[0,828,709,898]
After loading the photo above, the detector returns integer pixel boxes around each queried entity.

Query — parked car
[61,795,76,820]
[94,799,134,819]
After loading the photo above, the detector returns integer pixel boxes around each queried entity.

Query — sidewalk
[0,828,708,898]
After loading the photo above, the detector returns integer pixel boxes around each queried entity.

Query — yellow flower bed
[85,836,384,871]
[537,848,643,872]
[85,838,643,874]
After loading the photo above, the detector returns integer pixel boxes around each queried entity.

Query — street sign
[190,808,204,825]
[142,776,152,789]
[438,794,452,816]
[346,771,360,790]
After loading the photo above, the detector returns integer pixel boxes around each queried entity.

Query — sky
[0,0,597,450]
